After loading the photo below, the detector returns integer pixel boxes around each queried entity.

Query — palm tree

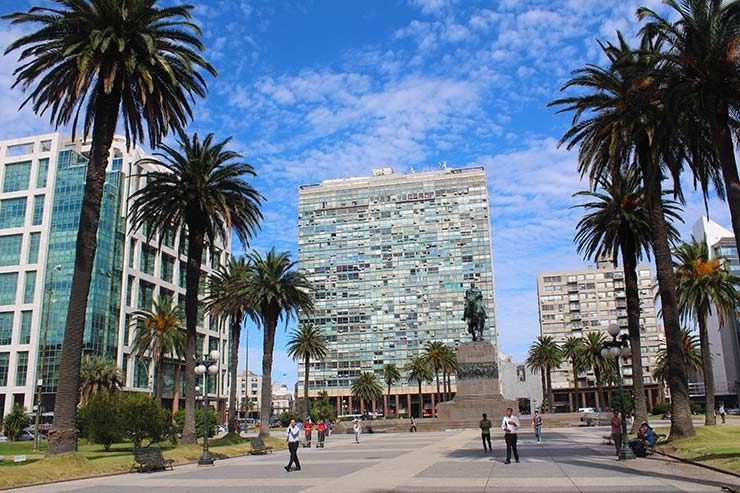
[526,336,562,413]
[440,346,457,402]
[573,169,682,426]
[639,1,740,254]
[550,32,697,438]
[560,337,585,412]
[130,296,185,404]
[206,257,252,433]
[424,341,447,410]
[674,239,740,425]
[351,372,384,415]
[129,133,262,444]
[241,249,313,437]
[381,363,401,414]
[580,332,614,411]
[287,323,328,419]
[79,356,123,406]
[3,1,215,455]
[405,355,433,419]
[653,329,703,383]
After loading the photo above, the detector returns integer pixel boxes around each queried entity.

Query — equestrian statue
[462,283,486,342]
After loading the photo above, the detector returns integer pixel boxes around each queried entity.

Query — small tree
[77,393,124,451]
[3,405,29,441]
[174,408,216,439]
[310,391,336,422]
[119,393,173,448]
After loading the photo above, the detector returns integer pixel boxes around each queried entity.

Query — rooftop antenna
[439,161,448,170]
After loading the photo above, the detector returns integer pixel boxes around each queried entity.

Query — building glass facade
[0,133,232,415]
[298,167,497,414]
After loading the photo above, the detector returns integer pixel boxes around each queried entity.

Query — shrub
[310,392,336,422]
[610,391,633,414]
[173,408,216,438]
[78,393,124,451]
[2,405,29,441]
[275,411,299,427]
[650,403,668,416]
[119,392,174,448]
[690,402,704,415]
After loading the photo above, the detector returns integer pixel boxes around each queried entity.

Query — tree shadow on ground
[557,458,736,490]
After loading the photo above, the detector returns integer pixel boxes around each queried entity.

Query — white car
[578,407,596,413]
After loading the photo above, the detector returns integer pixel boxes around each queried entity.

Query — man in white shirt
[501,407,520,464]
[285,419,301,472]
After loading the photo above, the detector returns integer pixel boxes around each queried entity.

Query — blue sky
[0,0,734,389]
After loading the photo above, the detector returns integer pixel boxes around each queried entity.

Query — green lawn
[653,425,740,474]
[0,434,286,490]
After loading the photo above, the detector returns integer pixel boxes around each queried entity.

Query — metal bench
[249,436,274,455]
[646,434,667,456]
[131,447,174,473]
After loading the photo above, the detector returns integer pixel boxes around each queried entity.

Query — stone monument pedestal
[437,341,517,422]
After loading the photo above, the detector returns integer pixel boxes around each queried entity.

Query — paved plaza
[12,428,740,493]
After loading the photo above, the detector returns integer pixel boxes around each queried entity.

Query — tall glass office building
[298,167,497,417]
[0,133,231,416]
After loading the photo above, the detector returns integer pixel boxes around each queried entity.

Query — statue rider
[463,283,483,322]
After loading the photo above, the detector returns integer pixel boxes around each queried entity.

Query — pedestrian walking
[501,407,520,464]
[610,409,622,457]
[532,410,543,444]
[316,420,326,448]
[479,413,493,452]
[353,419,362,444]
[303,418,313,448]
[285,419,301,472]
[409,416,417,432]
[719,402,726,424]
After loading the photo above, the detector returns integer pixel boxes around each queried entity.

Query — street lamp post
[194,350,220,466]
[601,323,636,461]
[34,264,61,452]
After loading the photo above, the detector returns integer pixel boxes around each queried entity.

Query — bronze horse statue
[463,284,486,342]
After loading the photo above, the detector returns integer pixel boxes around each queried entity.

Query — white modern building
[498,352,543,413]
[236,370,262,418]
[691,217,740,406]
[0,132,231,416]
[271,382,294,416]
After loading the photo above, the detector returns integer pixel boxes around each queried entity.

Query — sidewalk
[11,427,740,493]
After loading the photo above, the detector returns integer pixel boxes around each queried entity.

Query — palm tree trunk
[540,369,547,412]
[595,367,605,412]
[697,311,716,426]
[572,362,579,412]
[156,356,164,403]
[621,239,648,430]
[641,162,695,439]
[228,318,241,433]
[172,362,181,414]
[181,224,206,445]
[546,366,555,414]
[259,319,277,437]
[435,368,440,412]
[418,382,423,419]
[303,353,310,419]
[708,101,740,256]
[47,85,121,456]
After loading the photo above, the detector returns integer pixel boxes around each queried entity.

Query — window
[0,235,22,266]
[32,195,44,225]
[23,271,36,304]
[27,233,40,264]
[0,353,8,386]
[0,313,12,345]
[19,312,31,345]
[2,161,31,192]
[0,198,27,229]
[161,254,175,284]
[128,238,136,268]
[140,245,156,275]
[138,280,154,309]
[0,273,18,305]
[15,352,28,386]
[211,248,221,268]
[36,158,49,187]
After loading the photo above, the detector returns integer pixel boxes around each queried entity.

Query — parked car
[726,407,740,416]
[578,407,596,413]
[0,435,8,443]
[216,424,227,434]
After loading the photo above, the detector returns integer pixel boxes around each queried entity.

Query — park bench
[130,447,174,473]
[602,434,614,445]
[646,433,667,456]
[249,436,273,455]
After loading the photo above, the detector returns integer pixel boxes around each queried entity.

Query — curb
[654,447,740,485]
